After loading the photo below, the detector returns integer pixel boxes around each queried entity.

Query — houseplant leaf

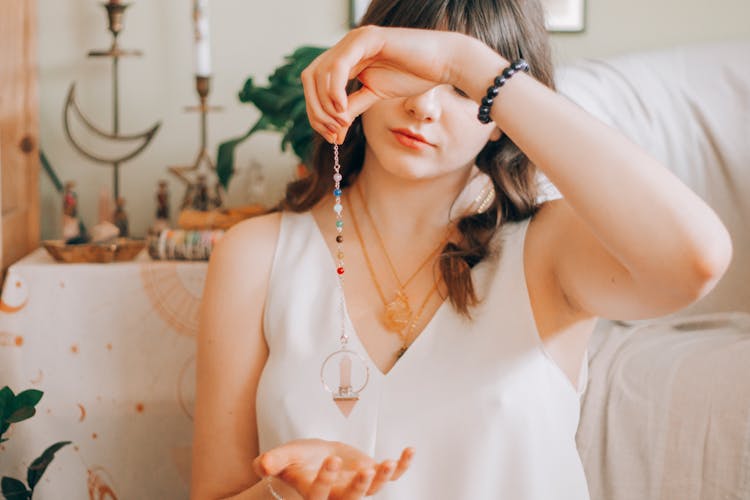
[5,407,35,425]
[0,387,14,418]
[13,391,42,410]
[27,441,72,491]
[281,118,315,166]
[0,477,30,500]
[216,45,326,188]
[216,115,273,189]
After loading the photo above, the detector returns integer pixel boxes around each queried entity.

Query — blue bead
[334,188,342,196]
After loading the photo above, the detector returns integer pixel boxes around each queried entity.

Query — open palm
[254,438,414,499]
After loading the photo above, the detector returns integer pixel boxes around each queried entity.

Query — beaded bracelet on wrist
[477,58,530,124]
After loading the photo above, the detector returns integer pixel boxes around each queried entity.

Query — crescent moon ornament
[62,84,161,165]
[0,270,29,314]
[60,0,162,203]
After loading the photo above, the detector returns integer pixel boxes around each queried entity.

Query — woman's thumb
[346,84,380,122]
[253,452,279,477]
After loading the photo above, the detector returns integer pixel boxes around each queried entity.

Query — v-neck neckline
[304,210,450,378]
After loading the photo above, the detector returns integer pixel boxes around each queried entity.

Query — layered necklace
[348,182,449,359]
[320,144,496,416]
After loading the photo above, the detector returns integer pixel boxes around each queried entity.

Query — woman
[190,1,732,498]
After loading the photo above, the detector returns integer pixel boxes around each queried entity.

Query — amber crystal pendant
[396,345,408,360]
[383,290,412,333]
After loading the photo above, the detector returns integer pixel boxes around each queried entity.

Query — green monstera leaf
[216,46,327,189]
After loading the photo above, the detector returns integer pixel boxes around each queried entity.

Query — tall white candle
[193,0,212,76]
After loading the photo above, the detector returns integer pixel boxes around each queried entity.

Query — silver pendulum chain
[333,144,348,349]
[320,144,369,414]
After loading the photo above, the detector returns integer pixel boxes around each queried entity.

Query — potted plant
[216,46,327,188]
[1,386,71,499]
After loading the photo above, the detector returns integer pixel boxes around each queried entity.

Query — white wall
[37,0,750,239]
[550,0,750,62]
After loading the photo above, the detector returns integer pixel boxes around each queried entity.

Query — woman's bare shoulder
[203,211,283,281]
[202,210,284,307]
[214,210,283,261]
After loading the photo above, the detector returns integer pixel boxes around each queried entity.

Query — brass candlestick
[168,75,224,211]
[62,0,161,203]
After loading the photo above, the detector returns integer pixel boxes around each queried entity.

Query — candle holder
[168,75,225,211]
[62,0,161,203]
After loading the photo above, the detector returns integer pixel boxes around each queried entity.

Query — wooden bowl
[42,238,146,263]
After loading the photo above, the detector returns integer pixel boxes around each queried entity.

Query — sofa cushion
[555,41,750,317]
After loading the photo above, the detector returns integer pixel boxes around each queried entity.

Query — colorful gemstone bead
[337,267,345,275]
[337,251,344,259]
[334,203,343,214]
[333,173,343,182]
[336,220,343,228]
[336,235,343,243]
[334,188,342,196]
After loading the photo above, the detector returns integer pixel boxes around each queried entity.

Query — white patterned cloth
[0,249,204,499]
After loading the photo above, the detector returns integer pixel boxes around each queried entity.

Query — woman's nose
[404,87,442,122]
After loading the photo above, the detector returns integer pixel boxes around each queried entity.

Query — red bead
[336,267,345,275]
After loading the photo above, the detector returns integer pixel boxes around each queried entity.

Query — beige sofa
[556,41,750,500]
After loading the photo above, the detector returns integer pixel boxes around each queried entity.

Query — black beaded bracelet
[477,59,530,124]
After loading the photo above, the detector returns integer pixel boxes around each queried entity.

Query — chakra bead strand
[333,144,348,348]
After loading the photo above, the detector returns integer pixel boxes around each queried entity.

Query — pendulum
[320,143,369,418]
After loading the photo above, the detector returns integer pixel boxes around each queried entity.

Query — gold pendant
[383,290,412,333]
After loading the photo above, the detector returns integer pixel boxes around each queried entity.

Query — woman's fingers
[389,447,415,481]
[345,84,380,121]
[316,69,348,127]
[339,468,376,500]
[306,456,341,500]
[365,460,396,495]
[301,63,341,143]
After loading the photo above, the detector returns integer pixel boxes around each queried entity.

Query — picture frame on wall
[541,0,586,33]
[350,0,586,33]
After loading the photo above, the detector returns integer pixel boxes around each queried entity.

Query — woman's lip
[391,129,435,149]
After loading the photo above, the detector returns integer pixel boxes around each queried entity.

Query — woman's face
[359,84,501,182]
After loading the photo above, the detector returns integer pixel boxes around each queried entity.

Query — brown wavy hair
[276,0,555,317]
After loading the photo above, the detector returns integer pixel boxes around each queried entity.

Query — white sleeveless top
[257,211,590,499]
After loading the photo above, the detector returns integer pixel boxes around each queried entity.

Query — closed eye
[452,86,470,98]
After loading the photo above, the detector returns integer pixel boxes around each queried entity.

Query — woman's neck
[353,165,471,241]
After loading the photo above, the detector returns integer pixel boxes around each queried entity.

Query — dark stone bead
[479,105,490,115]
[477,113,491,124]
[487,86,500,97]
[481,96,493,107]
[493,76,506,87]
[502,67,516,79]
[512,60,526,71]
[336,235,343,243]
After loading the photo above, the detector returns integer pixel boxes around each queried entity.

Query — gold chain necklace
[347,186,450,340]
[349,185,450,334]
[345,191,443,359]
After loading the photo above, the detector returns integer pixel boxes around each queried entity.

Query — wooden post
[0,0,40,273]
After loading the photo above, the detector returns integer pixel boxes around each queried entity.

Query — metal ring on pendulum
[320,346,369,417]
